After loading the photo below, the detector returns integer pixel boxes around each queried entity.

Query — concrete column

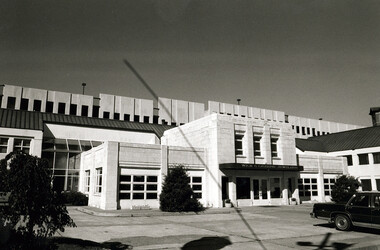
[101,141,119,210]
[229,175,236,205]
[262,124,271,164]
[160,145,168,195]
[7,138,14,154]
[317,156,325,202]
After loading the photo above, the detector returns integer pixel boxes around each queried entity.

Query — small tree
[331,175,361,203]
[160,165,204,212]
[0,152,75,242]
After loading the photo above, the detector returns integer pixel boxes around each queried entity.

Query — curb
[75,207,239,217]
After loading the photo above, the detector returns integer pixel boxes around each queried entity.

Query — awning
[220,163,303,171]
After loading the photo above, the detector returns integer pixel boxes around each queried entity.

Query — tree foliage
[331,175,361,203]
[160,165,204,212]
[0,152,75,241]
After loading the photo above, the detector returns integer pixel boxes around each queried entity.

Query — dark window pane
[103,112,110,119]
[350,195,370,207]
[312,185,317,189]
[324,178,328,183]
[67,139,81,151]
[133,184,144,191]
[193,193,202,199]
[236,177,250,199]
[133,176,144,182]
[144,116,149,123]
[192,185,202,191]
[325,191,330,195]
[120,175,131,182]
[311,179,317,183]
[373,153,380,164]
[192,177,202,183]
[147,184,157,191]
[70,104,77,115]
[33,100,42,111]
[80,140,92,151]
[124,114,130,121]
[359,154,369,165]
[92,105,99,117]
[114,113,120,120]
[119,184,131,190]
[312,191,318,196]
[147,176,157,182]
[134,115,140,122]
[20,98,28,110]
[146,193,157,199]
[361,179,372,191]
[133,193,144,199]
[58,103,66,114]
[346,155,353,166]
[46,101,53,113]
[7,97,16,109]
[81,105,88,116]
[119,193,130,199]
[304,179,310,183]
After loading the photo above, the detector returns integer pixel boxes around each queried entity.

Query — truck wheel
[334,214,351,231]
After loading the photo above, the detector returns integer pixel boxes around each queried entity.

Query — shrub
[62,191,88,206]
[331,175,361,203]
[160,165,204,212]
[0,152,76,242]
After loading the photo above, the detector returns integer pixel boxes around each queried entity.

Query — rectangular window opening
[20,98,29,110]
[70,104,77,115]
[46,101,54,113]
[33,100,42,112]
[7,97,16,109]
[58,103,66,114]
[81,105,89,117]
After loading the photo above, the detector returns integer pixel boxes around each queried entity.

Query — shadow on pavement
[181,236,232,250]
[51,237,132,249]
[297,232,354,250]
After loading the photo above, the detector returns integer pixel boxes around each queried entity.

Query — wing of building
[0,84,377,210]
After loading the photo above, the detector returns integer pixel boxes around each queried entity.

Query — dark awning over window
[220,163,303,171]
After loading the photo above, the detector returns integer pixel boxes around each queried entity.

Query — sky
[1,0,379,126]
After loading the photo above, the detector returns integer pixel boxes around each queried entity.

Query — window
[307,127,310,135]
[317,131,321,136]
[350,194,370,207]
[271,136,279,158]
[58,103,66,114]
[324,178,335,196]
[358,154,369,165]
[377,179,380,191]
[92,105,100,118]
[81,105,88,116]
[95,168,102,193]
[20,98,29,110]
[253,134,262,157]
[119,175,158,200]
[33,100,42,112]
[14,138,31,154]
[361,179,372,191]
[114,113,120,120]
[234,131,244,156]
[85,170,90,192]
[124,114,130,121]
[301,127,306,135]
[134,115,140,122]
[189,176,202,199]
[373,153,380,164]
[345,155,353,166]
[46,101,53,113]
[7,97,16,109]
[312,128,316,136]
[270,178,281,198]
[236,177,250,199]
[70,104,77,115]
[298,178,318,197]
[143,116,150,123]
[103,111,110,119]
[0,137,8,153]
[296,126,300,134]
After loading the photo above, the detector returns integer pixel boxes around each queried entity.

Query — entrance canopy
[220,163,303,171]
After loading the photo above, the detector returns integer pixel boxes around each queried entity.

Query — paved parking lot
[58,205,380,249]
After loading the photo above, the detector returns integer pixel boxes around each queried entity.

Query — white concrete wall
[0,128,43,158]
[70,94,94,117]
[22,87,48,112]
[158,97,205,125]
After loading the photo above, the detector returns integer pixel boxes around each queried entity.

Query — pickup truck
[310,191,380,231]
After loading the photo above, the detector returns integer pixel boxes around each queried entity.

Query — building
[0,84,370,210]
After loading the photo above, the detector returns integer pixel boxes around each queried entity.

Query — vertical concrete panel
[158,97,172,124]
[276,111,285,122]
[173,99,188,124]
[71,94,94,117]
[47,91,71,114]
[139,98,153,123]
[2,85,22,109]
[22,87,48,112]
[239,105,248,117]
[264,109,273,121]
[102,142,118,210]
[99,94,115,119]
[252,108,261,119]
[208,101,220,114]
